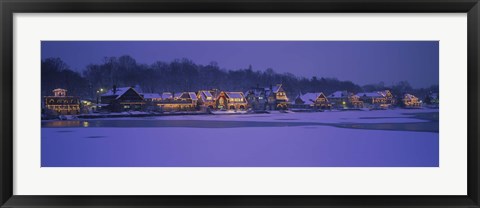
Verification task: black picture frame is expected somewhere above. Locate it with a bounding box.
[1,0,479,207]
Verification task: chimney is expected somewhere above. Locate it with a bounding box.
[256,83,259,89]
[270,84,273,90]
[113,85,117,94]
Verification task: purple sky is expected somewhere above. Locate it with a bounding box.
[41,41,438,88]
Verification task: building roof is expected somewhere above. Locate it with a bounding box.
[102,87,140,99]
[297,92,326,105]
[329,91,348,98]
[174,92,183,98]
[161,92,173,99]
[403,93,418,100]
[201,91,213,98]
[377,90,391,97]
[198,90,214,101]
[209,89,220,98]
[356,91,384,98]
[174,92,198,100]
[350,94,360,99]
[189,92,198,101]
[271,84,282,93]
[225,92,245,99]
[203,91,213,97]
[264,84,283,95]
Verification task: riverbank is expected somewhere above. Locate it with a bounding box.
[43,107,438,121]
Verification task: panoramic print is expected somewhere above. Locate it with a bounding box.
[41,41,439,167]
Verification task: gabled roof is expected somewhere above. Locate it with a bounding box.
[297,92,327,105]
[350,94,360,99]
[53,88,67,92]
[161,92,173,99]
[271,84,283,93]
[356,91,385,98]
[377,90,391,97]
[225,92,245,99]
[102,87,141,100]
[264,84,283,94]
[189,92,198,101]
[198,90,214,101]
[175,92,198,100]
[403,93,418,100]
[174,92,183,98]
[209,90,220,98]
[329,91,348,98]
[201,91,213,98]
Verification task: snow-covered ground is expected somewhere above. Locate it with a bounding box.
[88,108,438,124]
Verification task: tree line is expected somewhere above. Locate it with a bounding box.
[41,55,439,101]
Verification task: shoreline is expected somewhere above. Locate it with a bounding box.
[42,107,438,121]
[41,110,439,133]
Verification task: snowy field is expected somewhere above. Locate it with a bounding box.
[41,108,439,167]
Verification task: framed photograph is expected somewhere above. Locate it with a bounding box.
[1,0,479,207]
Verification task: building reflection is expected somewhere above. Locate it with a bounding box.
[43,120,81,127]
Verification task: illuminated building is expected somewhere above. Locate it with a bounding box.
[44,88,80,115]
[265,84,289,110]
[356,90,395,108]
[245,87,268,111]
[142,93,162,102]
[402,93,422,108]
[245,84,289,110]
[328,91,364,109]
[157,92,198,111]
[101,86,145,112]
[197,90,216,109]
[292,92,331,109]
[216,91,248,110]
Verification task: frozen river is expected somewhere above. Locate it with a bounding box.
[41,109,439,167]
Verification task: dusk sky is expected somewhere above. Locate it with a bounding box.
[41,41,438,88]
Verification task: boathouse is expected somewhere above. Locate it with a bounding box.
[293,92,331,109]
[101,86,145,112]
[216,91,248,110]
[44,88,80,115]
